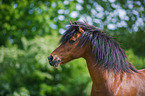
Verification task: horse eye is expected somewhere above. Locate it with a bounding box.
[69,40,75,44]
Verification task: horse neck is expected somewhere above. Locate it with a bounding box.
[83,48,120,92]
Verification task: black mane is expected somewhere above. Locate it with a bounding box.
[60,21,138,73]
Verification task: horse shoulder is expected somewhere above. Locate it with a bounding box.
[112,71,145,96]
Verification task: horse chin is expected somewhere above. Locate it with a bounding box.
[49,60,61,67]
[53,63,61,67]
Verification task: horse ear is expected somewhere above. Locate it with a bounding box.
[78,26,84,33]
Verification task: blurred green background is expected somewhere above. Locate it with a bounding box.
[0,0,145,96]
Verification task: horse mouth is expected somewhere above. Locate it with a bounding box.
[49,59,61,67]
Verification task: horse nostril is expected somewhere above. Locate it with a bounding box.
[48,55,53,62]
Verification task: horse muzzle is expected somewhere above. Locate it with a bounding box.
[48,55,61,67]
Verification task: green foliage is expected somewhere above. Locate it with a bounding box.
[1,0,145,55]
[0,0,145,95]
[13,87,30,96]
[113,28,145,56]
[0,0,78,46]
[126,49,145,69]
[0,35,91,96]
